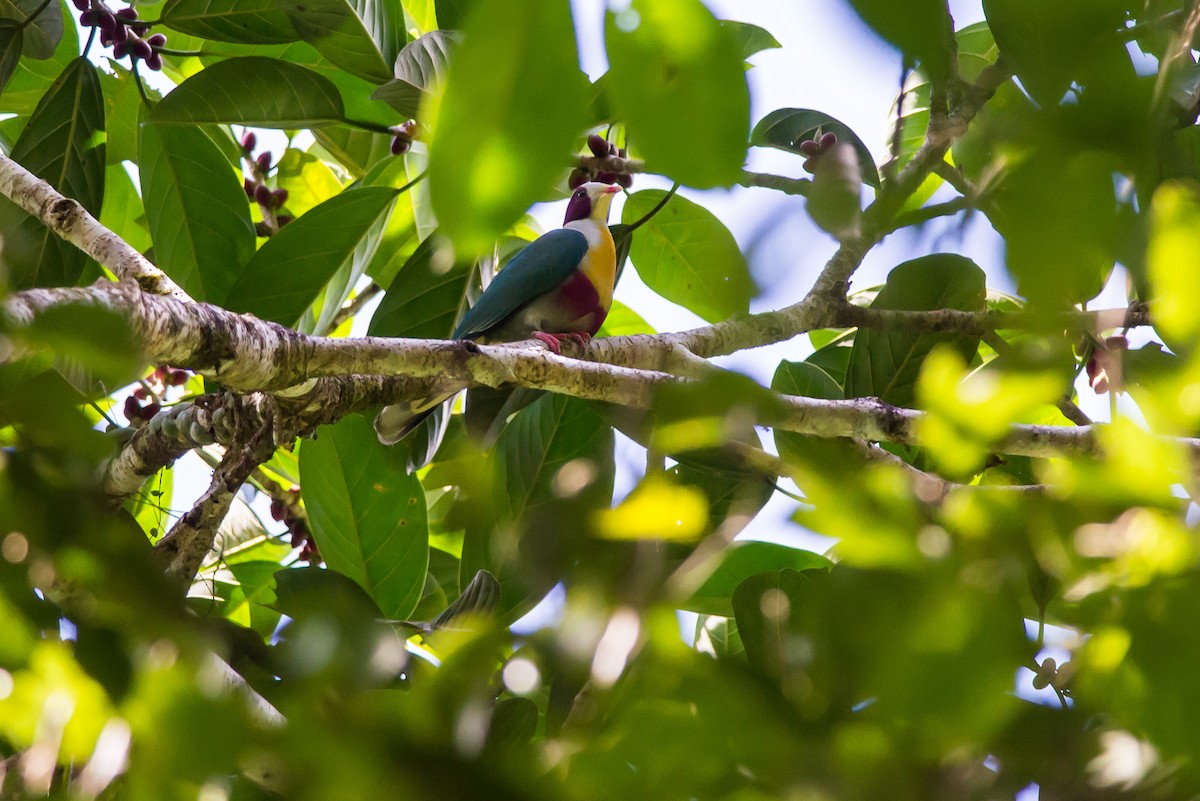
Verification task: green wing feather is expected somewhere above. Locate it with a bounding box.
[453,228,589,339]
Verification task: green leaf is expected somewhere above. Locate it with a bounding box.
[733,568,829,681]
[844,254,986,406]
[368,234,471,339]
[101,65,153,166]
[224,186,398,327]
[992,149,1119,308]
[751,108,880,188]
[430,0,588,253]
[605,0,749,188]
[369,30,456,117]
[152,57,346,128]
[0,0,62,60]
[370,79,423,118]
[0,24,23,96]
[983,0,1125,106]
[0,2,77,146]
[0,57,104,289]
[160,0,299,44]
[718,19,780,60]
[622,190,754,323]
[211,561,281,638]
[299,414,429,620]
[845,0,955,80]
[18,303,142,389]
[392,29,455,88]
[275,0,397,83]
[683,542,832,616]
[99,162,151,254]
[138,122,255,305]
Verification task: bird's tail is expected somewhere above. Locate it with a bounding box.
[374,393,455,445]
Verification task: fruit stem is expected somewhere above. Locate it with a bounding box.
[625,182,678,234]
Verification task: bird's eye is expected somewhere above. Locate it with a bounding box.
[574,188,586,197]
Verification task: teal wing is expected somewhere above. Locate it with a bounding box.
[453,228,589,339]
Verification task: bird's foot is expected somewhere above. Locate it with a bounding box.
[531,331,591,355]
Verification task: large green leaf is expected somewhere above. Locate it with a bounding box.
[844,0,955,80]
[719,19,780,61]
[368,234,471,339]
[983,0,1125,106]
[683,542,831,616]
[429,0,588,253]
[844,254,986,406]
[100,162,151,255]
[160,0,299,44]
[152,57,346,128]
[622,190,754,323]
[0,0,62,60]
[298,414,429,620]
[275,0,398,83]
[139,121,254,305]
[751,108,880,188]
[224,186,398,326]
[370,30,456,117]
[0,57,104,289]
[101,66,153,166]
[605,0,749,188]
[0,2,76,146]
[0,24,22,97]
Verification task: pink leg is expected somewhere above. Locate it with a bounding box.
[532,331,592,355]
[531,331,564,355]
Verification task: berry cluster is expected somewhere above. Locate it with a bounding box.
[239,133,292,237]
[1031,656,1073,694]
[390,119,419,156]
[798,131,839,174]
[1086,335,1127,395]
[74,1,167,71]
[270,488,321,564]
[570,134,633,189]
[123,366,189,426]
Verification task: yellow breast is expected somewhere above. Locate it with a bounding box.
[579,223,616,310]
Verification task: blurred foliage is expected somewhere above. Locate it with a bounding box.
[1,0,1200,799]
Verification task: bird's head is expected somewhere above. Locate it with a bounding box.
[564,181,622,225]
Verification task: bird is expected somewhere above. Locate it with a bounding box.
[375,181,623,445]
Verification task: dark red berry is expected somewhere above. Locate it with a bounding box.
[798,139,819,157]
[130,38,153,60]
[147,32,167,48]
[254,221,273,237]
[116,6,137,20]
[169,369,189,386]
[132,23,149,36]
[144,51,163,71]
[609,142,618,156]
[240,132,256,153]
[153,366,169,380]
[819,131,837,149]
[802,157,815,173]
[390,135,411,155]
[123,395,141,419]
[595,171,618,184]
[568,168,588,189]
[270,498,286,521]
[276,215,293,227]
[254,184,273,206]
[99,31,113,46]
[272,188,288,208]
[617,147,627,158]
[290,527,305,547]
[256,152,271,172]
[587,134,609,158]
[133,386,149,400]
[71,0,88,10]
[398,119,419,137]
[243,178,256,198]
[616,173,632,189]
[79,9,97,25]
[97,10,116,31]
[142,401,161,419]
[111,24,127,44]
